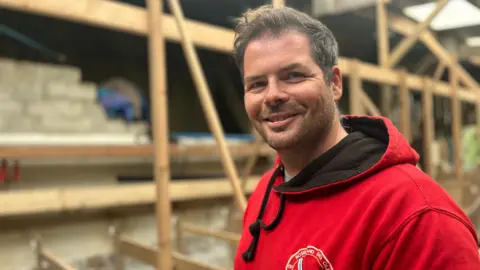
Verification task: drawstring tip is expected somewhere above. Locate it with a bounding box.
[242,251,254,262]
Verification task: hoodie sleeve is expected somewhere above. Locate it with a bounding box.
[372,209,480,270]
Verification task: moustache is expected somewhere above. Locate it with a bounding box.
[260,103,305,117]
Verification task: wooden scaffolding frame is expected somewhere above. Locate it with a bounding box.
[1,0,479,269]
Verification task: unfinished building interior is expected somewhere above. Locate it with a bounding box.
[0,0,480,269]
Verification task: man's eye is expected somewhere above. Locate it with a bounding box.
[286,72,305,81]
[249,81,266,90]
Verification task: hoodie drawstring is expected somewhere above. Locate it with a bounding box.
[242,165,287,262]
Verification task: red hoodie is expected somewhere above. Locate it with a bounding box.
[234,116,480,269]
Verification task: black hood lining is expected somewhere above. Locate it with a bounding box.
[274,117,390,193]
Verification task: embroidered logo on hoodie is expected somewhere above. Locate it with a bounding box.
[286,246,333,270]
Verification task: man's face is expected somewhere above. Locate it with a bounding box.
[243,30,342,150]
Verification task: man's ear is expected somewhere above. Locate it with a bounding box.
[330,66,343,102]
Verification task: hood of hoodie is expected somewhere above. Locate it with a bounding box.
[272,115,419,194]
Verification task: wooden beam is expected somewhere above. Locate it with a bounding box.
[167,0,247,212]
[118,235,157,266]
[433,60,446,81]
[398,69,411,142]
[477,95,480,151]
[0,0,477,104]
[173,252,227,270]
[415,54,436,74]
[38,249,77,270]
[145,0,172,268]
[387,12,480,91]
[0,0,234,53]
[339,58,477,103]
[241,130,264,190]
[349,60,364,114]
[376,0,391,116]
[0,144,275,159]
[450,61,463,204]
[376,0,389,67]
[115,233,227,270]
[179,222,241,245]
[272,0,285,7]
[385,0,448,68]
[0,177,260,217]
[422,78,435,176]
[360,91,381,116]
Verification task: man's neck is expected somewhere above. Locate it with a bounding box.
[278,120,348,176]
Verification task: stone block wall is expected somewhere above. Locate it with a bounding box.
[0,57,147,136]
[0,57,243,270]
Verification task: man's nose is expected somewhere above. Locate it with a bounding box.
[264,79,288,106]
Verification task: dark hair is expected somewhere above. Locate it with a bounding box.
[233,5,339,82]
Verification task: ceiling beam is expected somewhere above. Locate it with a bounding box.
[387,12,480,90]
[0,0,234,53]
[385,0,448,68]
[0,0,477,104]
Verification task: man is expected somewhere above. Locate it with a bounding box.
[232,5,480,270]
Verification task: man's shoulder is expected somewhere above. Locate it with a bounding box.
[372,163,459,205]
[364,163,470,224]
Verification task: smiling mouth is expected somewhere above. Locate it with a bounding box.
[264,113,298,122]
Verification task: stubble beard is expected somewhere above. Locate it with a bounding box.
[255,100,336,152]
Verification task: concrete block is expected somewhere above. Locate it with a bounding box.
[127,122,148,134]
[13,67,45,101]
[0,81,14,100]
[40,64,82,83]
[46,82,97,101]
[28,100,84,118]
[7,118,35,132]
[0,58,16,82]
[40,116,93,133]
[0,117,7,131]
[104,120,128,133]
[85,104,109,122]
[0,100,23,114]
[17,60,81,83]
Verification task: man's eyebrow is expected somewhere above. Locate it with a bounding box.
[244,74,264,84]
[279,63,307,72]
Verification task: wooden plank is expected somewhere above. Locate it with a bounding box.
[0,0,234,53]
[39,249,77,270]
[0,144,275,159]
[398,70,412,142]
[0,177,260,217]
[167,0,246,211]
[340,58,477,102]
[477,96,480,150]
[422,78,435,176]
[173,252,227,270]
[387,12,480,91]
[180,222,241,245]
[145,0,173,268]
[272,0,285,8]
[0,0,477,103]
[116,234,226,270]
[118,235,157,266]
[241,130,264,190]
[434,61,446,81]
[450,62,463,204]
[385,0,448,68]
[349,60,364,114]
[360,91,381,116]
[376,0,391,116]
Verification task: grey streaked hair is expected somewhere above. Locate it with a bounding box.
[233,5,339,83]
